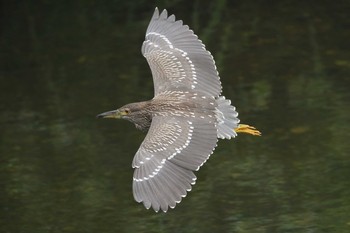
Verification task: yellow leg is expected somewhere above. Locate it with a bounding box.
[235,124,261,136]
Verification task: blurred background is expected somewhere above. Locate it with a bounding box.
[1,0,349,232]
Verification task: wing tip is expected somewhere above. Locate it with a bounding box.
[159,8,168,20]
[153,7,160,19]
[152,7,171,22]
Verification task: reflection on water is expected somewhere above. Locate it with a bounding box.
[1,1,350,233]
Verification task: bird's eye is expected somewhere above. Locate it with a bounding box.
[124,109,130,114]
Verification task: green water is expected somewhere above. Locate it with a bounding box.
[1,1,349,232]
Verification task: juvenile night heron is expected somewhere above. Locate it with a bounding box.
[97,8,261,212]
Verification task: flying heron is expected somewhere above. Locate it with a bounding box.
[97,8,261,212]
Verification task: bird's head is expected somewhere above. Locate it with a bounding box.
[97,102,149,120]
[97,103,138,120]
[96,107,130,119]
[97,102,152,131]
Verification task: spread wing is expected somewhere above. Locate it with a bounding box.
[142,8,222,97]
[132,115,218,212]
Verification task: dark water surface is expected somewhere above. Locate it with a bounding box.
[1,1,350,232]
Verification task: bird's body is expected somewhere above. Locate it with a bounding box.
[97,8,260,212]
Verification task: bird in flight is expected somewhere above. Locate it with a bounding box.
[97,7,261,212]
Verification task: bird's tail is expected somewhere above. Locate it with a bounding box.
[215,96,240,139]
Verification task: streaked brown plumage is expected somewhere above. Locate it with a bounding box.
[97,8,260,213]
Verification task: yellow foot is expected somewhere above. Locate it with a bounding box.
[235,124,261,136]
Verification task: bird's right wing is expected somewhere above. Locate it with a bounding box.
[132,115,218,212]
[142,8,222,97]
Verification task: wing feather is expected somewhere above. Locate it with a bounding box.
[142,8,222,97]
[132,115,217,212]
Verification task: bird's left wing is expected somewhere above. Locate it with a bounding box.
[132,115,218,212]
[142,8,222,97]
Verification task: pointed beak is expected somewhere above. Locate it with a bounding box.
[96,110,122,119]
